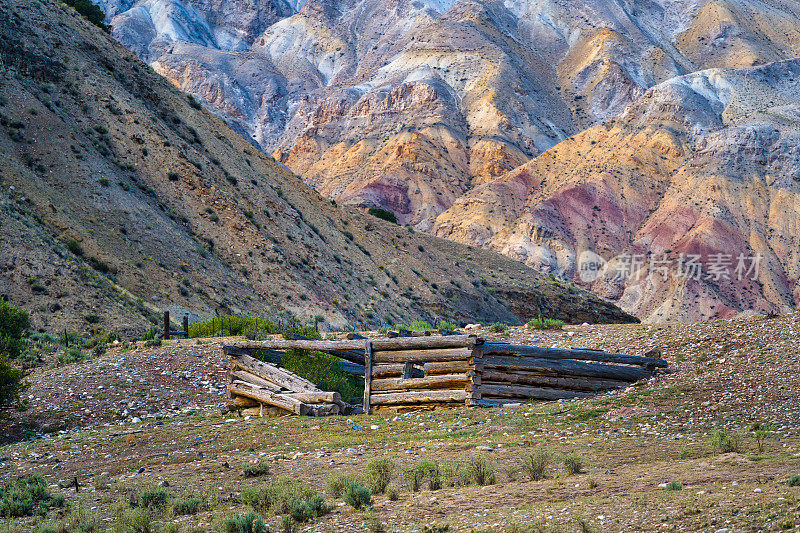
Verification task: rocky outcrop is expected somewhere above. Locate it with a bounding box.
[435,59,800,322]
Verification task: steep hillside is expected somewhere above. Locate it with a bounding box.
[103,0,800,228]
[434,59,800,322]
[0,0,634,335]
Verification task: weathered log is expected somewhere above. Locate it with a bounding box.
[292,334,365,365]
[371,374,470,392]
[231,353,321,392]
[370,390,471,405]
[372,347,474,364]
[229,381,306,415]
[423,360,472,375]
[371,364,425,378]
[230,370,283,392]
[226,335,478,354]
[479,370,630,392]
[284,391,341,404]
[479,384,592,400]
[483,343,667,368]
[483,355,651,381]
[372,335,479,350]
[228,395,260,408]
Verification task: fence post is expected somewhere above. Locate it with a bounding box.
[183,315,189,338]
[163,311,170,340]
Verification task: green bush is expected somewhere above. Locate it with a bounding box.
[0,355,25,411]
[242,476,316,516]
[343,481,372,510]
[114,507,155,533]
[56,347,89,366]
[222,512,268,533]
[281,349,363,404]
[172,496,201,515]
[243,462,270,478]
[365,458,395,495]
[0,301,29,360]
[416,460,442,490]
[409,320,433,332]
[63,0,107,30]
[138,487,168,509]
[665,481,682,491]
[289,494,328,522]
[189,316,277,339]
[487,322,508,333]
[521,450,550,481]
[787,475,800,487]
[466,455,496,486]
[326,472,354,499]
[367,207,398,224]
[709,429,740,454]
[563,453,584,476]
[0,474,60,518]
[65,238,84,256]
[527,317,565,330]
[143,335,162,348]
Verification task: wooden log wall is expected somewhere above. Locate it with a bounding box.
[364,337,481,414]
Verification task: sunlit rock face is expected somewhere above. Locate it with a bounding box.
[434,59,800,322]
[103,0,800,319]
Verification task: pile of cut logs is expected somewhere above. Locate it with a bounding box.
[227,352,352,416]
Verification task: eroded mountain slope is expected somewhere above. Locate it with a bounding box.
[0,0,635,335]
[435,59,800,322]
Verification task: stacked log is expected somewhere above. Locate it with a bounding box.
[227,352,349,416]
[364,336,481,414]
[470,343,667,406]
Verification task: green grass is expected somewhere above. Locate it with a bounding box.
[527,317,565,330]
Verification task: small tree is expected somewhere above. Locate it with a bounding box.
[0,302,28,412]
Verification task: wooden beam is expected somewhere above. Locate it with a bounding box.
[370,389,471,405]
[371,374,470,392]
[372,347,473,364]
[422,360,472,375]
[479,384,593,400]
[284,391,341,404]
[230,353,321,392]
[371,364,425,378]
[483,355,651,381]
[479,370,630,392]
[483,343,667,368]
[230,370,282,392]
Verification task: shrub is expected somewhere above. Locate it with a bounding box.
[521,450,550,481]
[488,322,508,333]
[665,481,682,491]
[787,475,800,487]
[563,453,584,476]
[527,317,565,330]
[281,348,363,404]
[467,455,496,486]
[416,460,442,490]
[144,335,162,348]
[709,429,740,454]
[167,172,180,181]
[56,347,89,366]
[367,207,397,224]
[242,476,316,515]
[0,474,59,518]
[172,496,201,515]
[138,487,168,509]
[0,301,29,360]
[222,512,268,533]
[63,0,107,29]
[66,238,84,256]
[115,507,155,533]
[289,494,328,522]
[243,462,270,478]
[365,458,395,495]
[343,481,372,510]
[326,472,353,499]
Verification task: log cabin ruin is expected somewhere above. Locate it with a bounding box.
[224,333,668,416]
